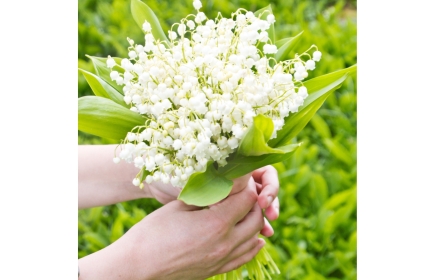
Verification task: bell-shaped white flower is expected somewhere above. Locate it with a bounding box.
[142,21,152,32]
[305,60,315,70]
[106,56,116,68]
[313,50,322,61]
[132,178,140,186]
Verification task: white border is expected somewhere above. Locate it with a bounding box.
[0,0,77,278]
[359,1,435,279]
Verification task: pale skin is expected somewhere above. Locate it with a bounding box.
[78,145,280,279]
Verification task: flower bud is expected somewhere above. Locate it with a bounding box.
[132,178,140,186]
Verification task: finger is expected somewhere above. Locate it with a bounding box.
[264,197,279,221]
[217,238,265,274]
[226,235,260,262]
[210,177,258,225]
[229,173,252,195]
[253,166,279,210]
[233,203,264,245]
[255,182,263,194]
[260,217,274,237]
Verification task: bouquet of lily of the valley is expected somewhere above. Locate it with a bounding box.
[78,0,356,278]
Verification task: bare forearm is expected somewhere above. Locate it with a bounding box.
[78,239,142,280]
[78,145,153,209]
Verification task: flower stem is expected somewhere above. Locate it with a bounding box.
[207,247,279,280]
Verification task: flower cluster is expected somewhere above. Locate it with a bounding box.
[108,1,322,188]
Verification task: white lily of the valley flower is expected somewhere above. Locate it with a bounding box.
[313,50,322,61]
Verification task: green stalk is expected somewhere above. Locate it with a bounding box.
[207,247,279,280]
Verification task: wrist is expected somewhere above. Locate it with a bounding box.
[78,235,153,280]
[115,224,163,280]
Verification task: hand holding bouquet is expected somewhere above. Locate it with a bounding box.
[78,0,356,278]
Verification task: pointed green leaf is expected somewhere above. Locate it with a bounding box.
[86,55,124,93]
[178,162,233,206]
[79,69,127,108]
[269,65,356,147]
[238,115,286,156]
[301,65,356,111]
[78,96,146,140]
[274,31,303,62]
[218,144,300,180]
[131,0,169,43]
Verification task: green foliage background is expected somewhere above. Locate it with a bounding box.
[78,0,357,279]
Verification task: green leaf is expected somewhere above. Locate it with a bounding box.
[274,31,303,62]
[178,162,233,206]
[79,68,127,108]
[309,174,329,208]
[78,96,146,140]
[310,114,331,138]
[300,65,356,111]
[131,0,169,43]
[323,188,355,210]
[218,144,300,180]
[82,232,108,249]
[254,5,275,44]
[238,115,287,156]
[269,65,356,147]
[110,216,125,243]
[323,138,353,166]
[86,55,124,93]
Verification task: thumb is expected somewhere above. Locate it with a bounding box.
[210,176,258,225]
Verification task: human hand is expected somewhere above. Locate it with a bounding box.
[78,177,265,280]
[146,166,280,237]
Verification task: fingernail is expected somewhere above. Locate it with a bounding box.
[267,196,273,207]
